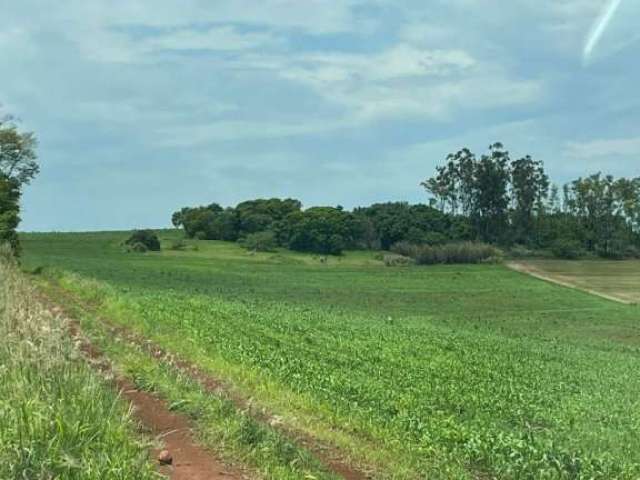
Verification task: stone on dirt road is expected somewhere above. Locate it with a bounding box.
[158,449,173,465]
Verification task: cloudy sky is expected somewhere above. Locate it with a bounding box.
[2,1,639,231]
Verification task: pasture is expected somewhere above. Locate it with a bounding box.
[20,230,640,479]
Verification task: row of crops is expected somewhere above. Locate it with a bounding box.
[57,275,640,479]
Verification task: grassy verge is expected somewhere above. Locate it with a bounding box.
[0,257,158,480]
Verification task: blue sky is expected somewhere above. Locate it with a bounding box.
[2,1,639,231]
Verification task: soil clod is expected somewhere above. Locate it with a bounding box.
[158,449,173,465]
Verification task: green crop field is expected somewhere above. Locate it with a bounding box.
[21,231,640,479]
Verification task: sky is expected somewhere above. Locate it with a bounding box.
[2,0,639,231]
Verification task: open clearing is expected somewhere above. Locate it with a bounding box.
[509,259,640,305]
[19,231,640,479]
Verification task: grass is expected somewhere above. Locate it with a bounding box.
[0,255,158,480]
[21,230,640,479]
[511,259,640,304]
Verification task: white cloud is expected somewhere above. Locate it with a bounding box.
[565,137,640,158]
[283,45,476,84]
[143,26,281,52]
[74,25,282,63]
[273,45,541,122]
[155,117,356,146]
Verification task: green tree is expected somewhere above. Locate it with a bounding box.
[564,173,637,257]
[354,202,452,250]
[421,148,475,216]
[472,143,511,244]
[284,207,358,255]
[0,115,38,254]
[0,175,20,253]
[0,117,39,185]
[174,204,224,238]
[510,155,549,245]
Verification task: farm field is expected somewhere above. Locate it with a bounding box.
[509,259,640,305]
[20,230,640,479]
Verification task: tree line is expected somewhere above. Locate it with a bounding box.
[173,143,639,259]
[0,113,636,262]
[172,197,468,255]
[423,143,639,258]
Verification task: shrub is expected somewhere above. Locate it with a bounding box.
[127,242,148,253]
[509,245,542,259]
[390,241,420,258]
[169,239,188,251]
[240,231,278,252]
[124,230,160,252]
[624,245,640,259]
[597,237,635,260]
[392,241,502,265]
[0,243,15,263]
[551,239,584,260]
[383,253,415,267]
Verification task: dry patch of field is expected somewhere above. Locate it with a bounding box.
[508,260,640,304]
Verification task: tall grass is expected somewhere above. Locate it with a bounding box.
[0,254,157,480]
[391,241,503,265]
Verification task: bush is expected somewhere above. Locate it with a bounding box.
[624,245,640,259]
[551,239,584,260]
[390,241,420,258]
[392,241,503,265]
[124,230,160,252]
[126,242,148,253]
[239,231,278,252]
[383,253,414,267]
[169,239,188,251]
[508,245,551,259]
[597,237,635,260]
[0,243,15,263]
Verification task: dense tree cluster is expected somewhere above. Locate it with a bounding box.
[173,143,639,259]
[172,199,462,255]
[172,199,361,255]
[422,143,640,258]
